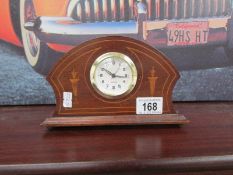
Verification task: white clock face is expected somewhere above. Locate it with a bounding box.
[90,52,137,98]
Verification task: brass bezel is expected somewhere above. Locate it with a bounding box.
[90,52,138,99]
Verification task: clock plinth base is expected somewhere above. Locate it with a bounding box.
[41,114,189,127]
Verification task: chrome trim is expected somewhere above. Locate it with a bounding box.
[93,0,99,21]
[129,0,134,20]
[77,2,82,21]
[191,0,195,17]
[136,1,147,14]
[120,0,125,20]
[223,0,226,14]
[24,21,35,31]
[208,0,211,16]
[214,0,218,15]
[84,0,90,21]
[68,0,231,22]
[24,18,138,45]
[148,0,152,19]
[69,0,141,22]
[25,0,231,46]
[220,0,224,15]
[164,0,169,19]
[155,0,159,19]
[29,16,137,35]
[199,0,205,16]
[184,0,188,18]
[111,0,116,20]
[102,0,108,21]
[67,0,79,17]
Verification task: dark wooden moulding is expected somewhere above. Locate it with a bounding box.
[42,36,189,127]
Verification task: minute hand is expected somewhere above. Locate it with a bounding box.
[102,68,114,76]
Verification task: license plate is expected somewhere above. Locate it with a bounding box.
[167,21,209,46]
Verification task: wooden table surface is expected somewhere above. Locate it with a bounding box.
[0,102,233,175]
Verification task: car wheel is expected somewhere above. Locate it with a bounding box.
[20,0,60,75]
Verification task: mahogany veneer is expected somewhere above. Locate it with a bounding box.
[44,36,188,127]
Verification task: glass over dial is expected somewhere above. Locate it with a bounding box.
[90,52,137,98]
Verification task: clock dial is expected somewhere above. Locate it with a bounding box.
[90,52,137,98]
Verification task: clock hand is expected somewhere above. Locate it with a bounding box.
[102,68,114,77]
[102,68,126,79]
[115,74,127,78]
[114,62,122,74]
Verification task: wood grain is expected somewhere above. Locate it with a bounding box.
[42,114,189,127]
[47,36,180,117]
[0,103,233,174]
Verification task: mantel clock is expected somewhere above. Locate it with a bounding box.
[42,36,188,127]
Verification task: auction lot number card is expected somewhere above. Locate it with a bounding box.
[63,92,72,108]
[136,97,163,115]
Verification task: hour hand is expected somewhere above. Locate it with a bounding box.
[115,74,127,78]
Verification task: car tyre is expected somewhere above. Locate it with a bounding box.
[20,0,60,75]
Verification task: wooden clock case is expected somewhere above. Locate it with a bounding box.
[42,36,188,127]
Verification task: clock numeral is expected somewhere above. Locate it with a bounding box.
[143,102,158,112]
[118,85,121,88]
[112,86,115,90]
[100,74,103,77]
[123,80,126,83]
[125,74,128,78]
[102,80,104,83]
[123,68,126,71]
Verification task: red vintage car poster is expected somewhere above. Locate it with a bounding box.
[0,0,233,104]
